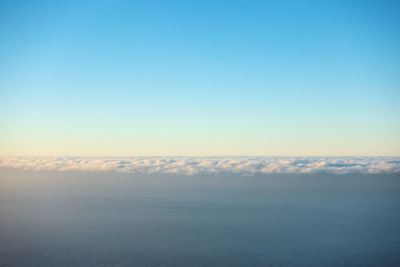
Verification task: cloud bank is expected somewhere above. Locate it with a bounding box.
[1,157,399,175]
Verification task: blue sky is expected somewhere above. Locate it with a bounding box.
[0,0,399,156]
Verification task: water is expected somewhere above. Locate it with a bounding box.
[1,170,399,266]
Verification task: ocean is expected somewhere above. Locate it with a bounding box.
[1,169,399,266]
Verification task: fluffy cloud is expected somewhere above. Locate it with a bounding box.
[1,157,400,175]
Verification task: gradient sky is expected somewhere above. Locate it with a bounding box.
[1,0,399,156]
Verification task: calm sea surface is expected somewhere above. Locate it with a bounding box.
[1,170,399,267]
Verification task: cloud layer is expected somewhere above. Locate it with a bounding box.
[1,157,400,175]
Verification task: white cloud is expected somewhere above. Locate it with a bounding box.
[0,157,399,175]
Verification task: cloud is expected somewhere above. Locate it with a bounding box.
[0,157,399,175]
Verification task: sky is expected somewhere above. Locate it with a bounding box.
[0,0,399,157]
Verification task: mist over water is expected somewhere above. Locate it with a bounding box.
[1,170,399,267]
